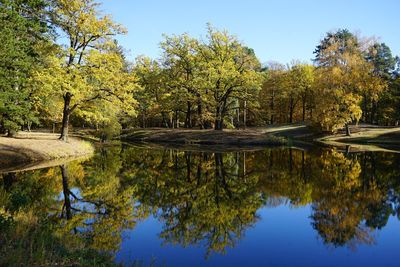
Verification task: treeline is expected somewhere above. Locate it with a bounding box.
[0,0,399,141]
[135,29,400,132]
[260,31,400,132]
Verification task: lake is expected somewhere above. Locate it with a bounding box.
[1,144,400,266]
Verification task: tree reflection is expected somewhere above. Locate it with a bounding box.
[1,145,400,263]
[121,149,264,256]
[0,146,148,265]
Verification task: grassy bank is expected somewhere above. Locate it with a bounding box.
[0,132,94,172]
[317,124,400,152]
[121,128,288,146]
[121,123,400,152]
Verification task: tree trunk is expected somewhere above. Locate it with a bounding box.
[370,100,377,124]
[243,100,247,129]
[214,119,223,130]
[161,112,170,128]
[236,107,240,128]
[289,97,294,123]
[174,110,179,128]
[270,90,275,124]
[142,112,146,128]
[363,94,368,122]
[345,123,351,136]
[60,92,72,142]
[302,95,306,122]
[214,106,223,130]
[197,96,203,129]
[185,101,192,128]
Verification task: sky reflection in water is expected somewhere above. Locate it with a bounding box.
[1,145,400,267]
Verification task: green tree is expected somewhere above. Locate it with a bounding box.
[197,24,262,130]
[0,0,52,135]
[160,33,202,128]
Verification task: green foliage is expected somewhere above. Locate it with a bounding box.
[1,3,399,136]
[132,24,262,130]
[0,0,51,133]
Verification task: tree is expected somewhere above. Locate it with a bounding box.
[289,63,315,122]
[312,29,385,133]
[259,62,286,124]
[0,0,51,135]
[48,0,138,141]
[134,56,170,127]
[377,77,400,125]
[160,33,202,128]
[197,24,262,130]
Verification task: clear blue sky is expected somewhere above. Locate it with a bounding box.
[99,0,399,65]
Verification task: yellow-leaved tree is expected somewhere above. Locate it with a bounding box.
[313,29,385,133]
[36,0,139,141]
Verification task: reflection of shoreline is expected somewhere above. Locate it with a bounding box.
[1,146,400,264]
[122,140,313,153]
[0,155,90,174]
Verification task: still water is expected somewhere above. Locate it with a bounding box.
[1,144,400,266]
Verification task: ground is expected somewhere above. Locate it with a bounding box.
[318,124,400,153]
[120,127,289,146]
[0,132,93,173]
[121,123,400,152]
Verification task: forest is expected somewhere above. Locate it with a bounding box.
[1,0,399,141]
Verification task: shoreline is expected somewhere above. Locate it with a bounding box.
[0,132,94,173]
[1,124,399,173]
[121,124,400,152]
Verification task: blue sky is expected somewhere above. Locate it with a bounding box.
[99,0,399,65]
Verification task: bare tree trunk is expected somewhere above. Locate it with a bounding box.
[60,92,72,142]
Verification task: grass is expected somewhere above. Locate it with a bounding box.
[0,132,94,172]
[317,124,400,153]
[121,127,288,146]
[121,123,400,153]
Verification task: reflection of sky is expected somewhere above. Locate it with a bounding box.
[115,204,400,267]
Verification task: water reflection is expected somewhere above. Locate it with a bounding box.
[0,145,400,265]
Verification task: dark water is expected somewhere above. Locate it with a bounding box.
[1,144,400,266]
